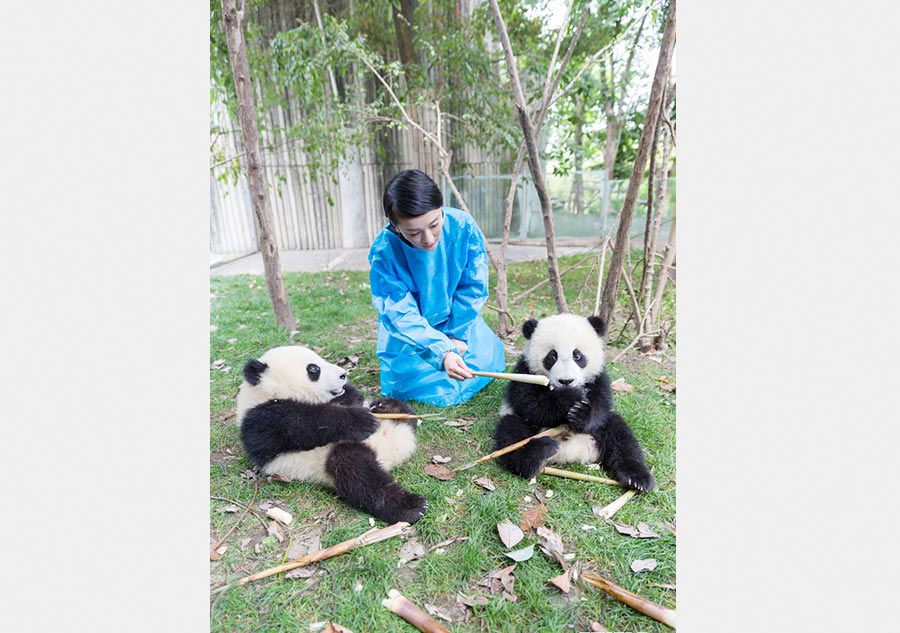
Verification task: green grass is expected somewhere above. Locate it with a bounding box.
[210,254,676,632]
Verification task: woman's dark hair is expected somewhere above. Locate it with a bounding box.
[382,169,443,222]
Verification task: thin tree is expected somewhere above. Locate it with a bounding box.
[221,0,296,331]
[488,0,568,314]
[598,0,675,326]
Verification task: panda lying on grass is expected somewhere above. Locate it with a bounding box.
[494,314,655,492]
[236,345,427,524]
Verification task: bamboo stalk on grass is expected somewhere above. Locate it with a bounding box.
[237,521,410,585]
[542,466,622,486]
[371,413,442,420]
[382,589,450,633]
[593,489,637,520]
[456,426,568,471]
[581,571,677,628]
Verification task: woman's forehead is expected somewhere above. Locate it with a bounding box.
[395,207,442,230]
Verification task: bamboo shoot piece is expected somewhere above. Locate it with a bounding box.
[542,466,622,486]
[382,589,450,633]
[471,370,550,387]
[238,522,410,585]
[456,426,568,471]
[593,489,637,520]
[371,413,441,420]
[581,571,676,628]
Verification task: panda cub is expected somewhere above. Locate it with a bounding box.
[494,314,655,491]
[236,345,427,524]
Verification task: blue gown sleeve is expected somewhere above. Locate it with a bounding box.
[370,257,457,371]
[442,224,490,341]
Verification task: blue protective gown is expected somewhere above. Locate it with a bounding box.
[368,207,507,407]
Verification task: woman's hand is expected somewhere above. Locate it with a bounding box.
[449,337,468,355]
[442,351,474,380]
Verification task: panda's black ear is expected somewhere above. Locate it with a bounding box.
[587,316,607,338]
[522,319,539,340]
[243,359,268,386]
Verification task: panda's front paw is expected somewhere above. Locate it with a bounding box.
[369,397,415,416]
[345,409,380,441]
[567,398,592,431]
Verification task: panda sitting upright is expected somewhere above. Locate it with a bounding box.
[236,345,427,524]
[493,314,655,492]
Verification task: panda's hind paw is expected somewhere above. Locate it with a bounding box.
[383,487,428,524]
[619,468,655,492]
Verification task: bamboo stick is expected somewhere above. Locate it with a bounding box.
[371,412,442,419]
[382,589,450,633]
[541,466,622,486]
[470,370,550,387]
[237,522,410,585]
[456,426,568,471]
[581,571,676,628]
[593,489,637,520]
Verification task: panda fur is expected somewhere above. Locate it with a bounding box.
[493,314,655,491]
[236,345,427,524]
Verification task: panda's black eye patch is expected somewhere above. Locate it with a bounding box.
[306,363,321,381]
[542,350,558,371]
[573,349,587,368]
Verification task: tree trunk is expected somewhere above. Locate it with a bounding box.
[572,98,585,214]
[221,0,297,331]
[598,0,675,326]
[488,0,568,313]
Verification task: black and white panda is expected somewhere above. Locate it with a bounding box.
[236,345,427,524]
[493,314,655,491]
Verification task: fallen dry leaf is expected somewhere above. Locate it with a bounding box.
[321,622,352,633]
[473,476,496,491]
[610,377,634,392]
[590,622,610,632]
[457,593,489,607]
[536,526,567,568]
[504,545,534,562]
[423,463,456,480]
[519,503,547,532]
[424,603,453,623]
[287,532,321,560]
[398,538,427,564]
[636,522,660,538]
[285,567,317,579]
[630,558,658,573]
[610,521,660,539]
[432,455,452,464]
[267,521,286,543]
[548,569,572,593]
[497,520,524,548]
[488,564,517,595]
[660,383,676,392]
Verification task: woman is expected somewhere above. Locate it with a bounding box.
[368,169,506,407]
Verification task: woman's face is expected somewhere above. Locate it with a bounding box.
[393,207,444,251]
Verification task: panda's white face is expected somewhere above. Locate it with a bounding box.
[236,346,347,421]
[523,314,605,389]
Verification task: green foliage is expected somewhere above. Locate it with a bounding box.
[210,255,676,632]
